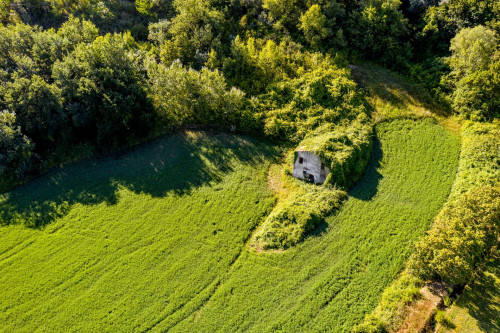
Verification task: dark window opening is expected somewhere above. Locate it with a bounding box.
[308,174,315,183]
[299,157,304,164]
[303,171,307,177]
[321,163,325,170]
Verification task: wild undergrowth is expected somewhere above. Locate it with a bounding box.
[250,178,347,251]
[250,115,372,251]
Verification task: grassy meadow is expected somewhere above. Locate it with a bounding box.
[0,119,460,332]
[170,119,460,332]
[0,132,278,332]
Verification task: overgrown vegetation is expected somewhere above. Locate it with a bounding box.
[249,114,372,250]
[251,185,347,250]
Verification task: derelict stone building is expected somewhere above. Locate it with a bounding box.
[292,150,330,184]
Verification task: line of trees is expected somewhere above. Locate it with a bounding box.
[1,0,499,187]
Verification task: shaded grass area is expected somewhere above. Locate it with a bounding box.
[0,132,278,332]
[350,63,445,118]
[169,119,460,332]
[439,256,500,333]
[0,132,274,228]
[349,63,461,134]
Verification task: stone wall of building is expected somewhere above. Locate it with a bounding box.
[292,151,330,184]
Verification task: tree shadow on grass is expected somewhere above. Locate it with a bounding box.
[0,131,278,229]
[349,63,448,117]
[454,258,500,333]
[349,137,383,201]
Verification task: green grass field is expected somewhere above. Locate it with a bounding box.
[0,119,460,332]
[0,132,278,332]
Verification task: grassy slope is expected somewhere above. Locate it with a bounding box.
[0,132,278,332]
[438,257,500,333]
[170,119,460,332]
[0,119,460,332]
[350,63,461,134]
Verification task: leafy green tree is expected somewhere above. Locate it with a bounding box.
[53,33,154,147]
[447,25,497,78]
[0,23,40,80]
[420,0,499,55]
[158,0,224,67]
[146,59,247,129]
[0,110,35,181]
[299,4,332,50]
[3,75,66,150]
[135,0,154,17]
[347,0,411,68]
[263,0,302,33]
[0,0,11,25]
[56,15,99,54]
[0,18,98,82]
[444,26,499,119]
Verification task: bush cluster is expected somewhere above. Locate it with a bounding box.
[251,186,347,250]
[0,111,34,184]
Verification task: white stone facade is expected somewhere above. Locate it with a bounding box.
[292,151,330,184]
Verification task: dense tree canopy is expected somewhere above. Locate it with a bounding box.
[0,0,498,186]
[444,26,499,119]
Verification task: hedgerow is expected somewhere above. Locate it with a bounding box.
[408,122,500,286]
[250,186,347,250]
[356,121,499,332]
[449,122,500,199]
[408,185,500,285]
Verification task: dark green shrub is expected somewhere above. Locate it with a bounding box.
[251,186,347,250]
[408,186,500,285]
[0,111,35,183]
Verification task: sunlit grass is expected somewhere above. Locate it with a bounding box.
[169,118,460,332]
[0,132,278,332]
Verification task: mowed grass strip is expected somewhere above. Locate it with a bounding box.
[170,118,460,333]
[0,132,278,332]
